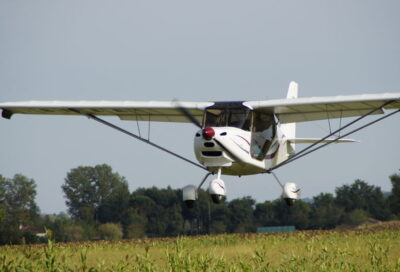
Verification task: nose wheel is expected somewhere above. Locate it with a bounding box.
[208,168,226,204]
[210,194,225,204]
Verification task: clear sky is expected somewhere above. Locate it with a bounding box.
[1,0,399,214]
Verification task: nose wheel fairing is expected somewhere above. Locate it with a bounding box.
[208,168,226,204]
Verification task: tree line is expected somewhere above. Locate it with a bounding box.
[1,164,399,244]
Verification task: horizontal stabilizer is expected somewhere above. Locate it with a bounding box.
[288,138,358,144]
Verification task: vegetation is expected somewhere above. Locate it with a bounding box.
[0,164,400,244]
[98,223,123,240]
[0,174,40,244]
[1,226,400,271]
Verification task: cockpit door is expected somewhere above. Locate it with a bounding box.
[250,112,276,160]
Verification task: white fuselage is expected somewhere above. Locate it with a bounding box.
[194,125,293,176]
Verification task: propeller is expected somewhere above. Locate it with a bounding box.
[174,100,202,128]
[213,138,243,163]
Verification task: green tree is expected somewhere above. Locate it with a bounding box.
[210,204,230,234]
[0,174,40,244]
[273,199,312,229]
[0,175,6,223]
[195,189,213,234]
[389,172,400,217]
[97,181,130,225]
[254,201,278,227]
[98,223,123,240]
[126,210,147,238]
[131,187,184,237]
[62,164,130,225]
[63,225,85,242]
[181,189,211,235]
[342,209,369,226]
[335,179,391,220]
[130,192,166,236]
[130,194,157,218]
[41,213,87,242]
[310,193,344,229]
[228,197,255,233]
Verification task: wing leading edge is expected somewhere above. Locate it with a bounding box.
[244,93,400,123]
[0,101,214,123]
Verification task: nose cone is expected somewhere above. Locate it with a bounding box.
[202,127,215,140]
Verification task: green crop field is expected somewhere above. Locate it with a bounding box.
[1,222,400,272]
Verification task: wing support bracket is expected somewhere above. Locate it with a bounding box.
[268,101,400,171]
[68,108,208,171]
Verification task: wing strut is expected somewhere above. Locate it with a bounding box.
[68,108,208,171]
[268,101,400,171]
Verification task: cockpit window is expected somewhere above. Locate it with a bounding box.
[204,108,251,130]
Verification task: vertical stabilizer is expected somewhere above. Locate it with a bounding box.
[286,81,298,99]
[281,81,298,152]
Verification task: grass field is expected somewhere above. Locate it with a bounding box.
[1,222,400,271]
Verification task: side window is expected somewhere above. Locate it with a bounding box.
[241,111,252,131]
[251,112,275,160]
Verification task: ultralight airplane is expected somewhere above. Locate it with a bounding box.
[1,82,400,207]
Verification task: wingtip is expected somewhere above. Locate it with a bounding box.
[1,109,13,119]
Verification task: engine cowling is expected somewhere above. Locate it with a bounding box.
[282,182,300,206]
[208,178,226,204]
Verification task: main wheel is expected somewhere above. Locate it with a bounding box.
[182,185,197,209]
[184,200,195,208]
[284,198,295,206]
[210,194,224,204]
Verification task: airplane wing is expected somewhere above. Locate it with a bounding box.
[244,93,400,123]
[2,93,400,124]
[0,101,213,123]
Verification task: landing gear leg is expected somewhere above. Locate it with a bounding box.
[271,172,284,190]
[182,172,211,208]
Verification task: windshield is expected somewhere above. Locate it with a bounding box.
[204,108,251,130]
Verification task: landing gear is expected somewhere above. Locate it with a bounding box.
[182,168,226,208]
[271,172,301,206]
[182,172,211,208]
[284,198,295,206]
[182,185,197,208]
[210,194,225,204]
[208,168,226,204]
[282,182,300,206]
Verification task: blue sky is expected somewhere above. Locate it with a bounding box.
[1,0,399,213]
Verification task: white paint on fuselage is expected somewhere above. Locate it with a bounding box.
[194,126,292,176]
